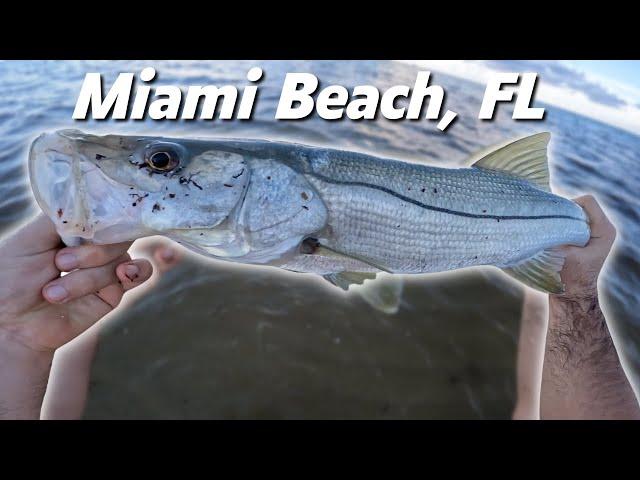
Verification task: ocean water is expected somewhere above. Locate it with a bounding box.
[0,60,638,418]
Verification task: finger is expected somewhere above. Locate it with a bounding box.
[574,195,606,224]
[573,195,616,242]
[154,245,177,264]
[96,283,124,308]
[116,259,153,291]
[43,254,129,304]
[152,244,183,272]
[55,241,132,271]
[2,213,61,256]
[66,294,114,336]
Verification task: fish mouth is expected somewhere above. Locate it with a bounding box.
[29,131,91,240]
[29,129,135,244]
[29,129,182,245]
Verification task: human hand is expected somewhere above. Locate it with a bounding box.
[37,236,181,420]
[556,195,616,300]
[0,214,153,352]
[541,196,639,419]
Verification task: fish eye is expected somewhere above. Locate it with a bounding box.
[145,149,180,172]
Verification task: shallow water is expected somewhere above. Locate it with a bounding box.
[0,60,638,418]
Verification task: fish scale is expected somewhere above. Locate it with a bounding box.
[303,153,585,293]
[303,158,585,273]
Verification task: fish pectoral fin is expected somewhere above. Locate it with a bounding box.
[312,242,392,273]
[323,272,378,291]
[501,247,566,294]
[471,132,551,192]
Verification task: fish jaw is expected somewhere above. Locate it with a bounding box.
[29,130,151,244]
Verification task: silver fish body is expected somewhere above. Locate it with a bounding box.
[277,149,587,274]
[29,130,590,292]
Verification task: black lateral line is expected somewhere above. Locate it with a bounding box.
[310,173,583,222]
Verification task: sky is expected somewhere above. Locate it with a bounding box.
[400,60,640,136]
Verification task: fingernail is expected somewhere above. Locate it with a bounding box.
[124,263,140,281]
[44,284,68,302]
[57,252,78,270]
[160,248,175,261]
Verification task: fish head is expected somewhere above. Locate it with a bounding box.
[29,130,250,252]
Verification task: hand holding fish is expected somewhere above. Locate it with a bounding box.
[0,214,153,351]
[555,195,617,300]
[540,196,640,419]
[0,214,152,419]
[514,196,638,419]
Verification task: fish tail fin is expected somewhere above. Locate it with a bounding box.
[470,132,551,192]
[501,246,566,294]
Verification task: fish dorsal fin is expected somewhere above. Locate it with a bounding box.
[471,132,551,192]
[323,272,377,291]
[502,247,566,294]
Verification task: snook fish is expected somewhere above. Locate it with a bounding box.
[29,130,590,294]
